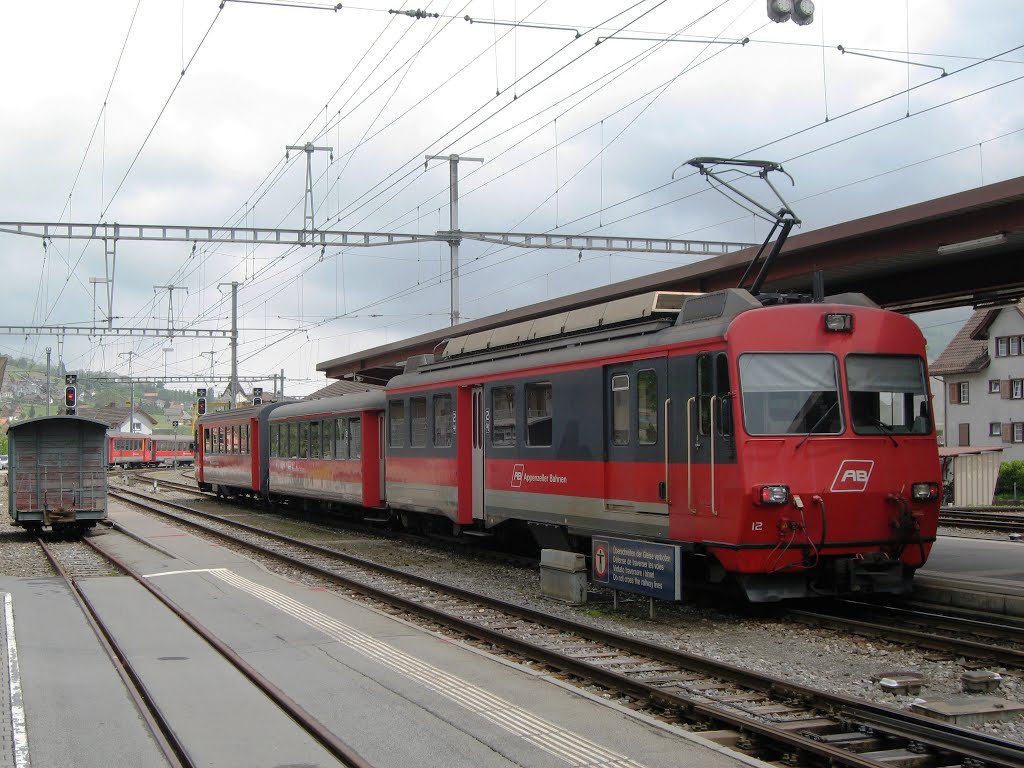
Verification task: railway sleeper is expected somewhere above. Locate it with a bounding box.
[804,730,888,752]
[858,747,933,768]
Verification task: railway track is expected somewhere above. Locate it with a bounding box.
[37,535,373,768]
[790,599,1024,668]
[938,509,1024,533]
[109,486,1024,768]
[145,473,1024,666]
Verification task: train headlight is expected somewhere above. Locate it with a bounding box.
[757,485,791,505]
[912,482,939,501]
[824,312,853,332]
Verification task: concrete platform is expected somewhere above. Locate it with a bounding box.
[76,505,768,768]
[0,578,168,768]
[915,535,1024,617]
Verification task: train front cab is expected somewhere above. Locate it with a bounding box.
[695,301,942,601]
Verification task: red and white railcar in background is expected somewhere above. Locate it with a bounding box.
[150,434,195,466]
[107,432,150,468]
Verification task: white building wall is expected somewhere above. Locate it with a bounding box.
[942,308,1024,462]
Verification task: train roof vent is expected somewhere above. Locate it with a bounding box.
[440,290,692,359]
[678,288,763,324]
[528,312,570,342]
[823,292,878,308]
[403,354,436,373]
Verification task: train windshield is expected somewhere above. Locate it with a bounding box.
[846,354,930,435]
[738,353,842,435]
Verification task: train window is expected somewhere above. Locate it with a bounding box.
[847,355,929,435]
[739,353,841,436]
[298,422,309,459]
[204,428,211,454]
[611,374,629,446]
[270,425,279,458]
[525,383,552,447]
[242,425,249,455]
[349,417,362,459]
[434,395,453,447]
[218,427,226,454]
[310,421,322,459]
[491,386,516,447]
[335,418,349,459]
[697,355,713,436]
[637,371,657,445]
[716,354,732,436]
[410,398,427,447]
[389,400,406,447]
[287,422,298,458]
[323,419,334,459]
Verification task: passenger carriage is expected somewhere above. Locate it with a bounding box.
[196,402,286,497]
[107,432,150,468]
[266,392,385,510]
[7,416,109,532]
[150,434,195,466]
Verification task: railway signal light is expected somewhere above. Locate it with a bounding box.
[197,398,207,416]
[767,0,813,24]
[253,387,263,406]
[65,385,77,416]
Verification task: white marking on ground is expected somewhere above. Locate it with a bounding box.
[4,594,30,768]
[209,568,647,768]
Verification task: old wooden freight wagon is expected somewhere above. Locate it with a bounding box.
[7,416,109,532]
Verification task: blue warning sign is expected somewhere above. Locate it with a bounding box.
[592,537,682,601]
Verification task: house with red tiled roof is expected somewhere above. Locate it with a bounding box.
[930,301,1024,460]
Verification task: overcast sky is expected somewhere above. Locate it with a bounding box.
[1,0,1020,396]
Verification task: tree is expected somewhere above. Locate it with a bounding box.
[996,461,1024,496]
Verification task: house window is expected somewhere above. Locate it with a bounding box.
[997,337,1009,356]
[959,382,969,404]
[1012,336,1022,356]
[958,423,970,447]
[1014,379,1024,399]
[1014,423,1024,443]
[990,380,1001,394]
[990,422,1002,437]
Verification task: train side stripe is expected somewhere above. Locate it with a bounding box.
[208,569,648,768]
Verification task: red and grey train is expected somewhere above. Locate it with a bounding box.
[196,287,941,602]
[107,432,195,468]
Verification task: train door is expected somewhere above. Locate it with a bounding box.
[604,358,669,514]
[686,351,733,516]
[378,413,385,503]
[472,385,485,519]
